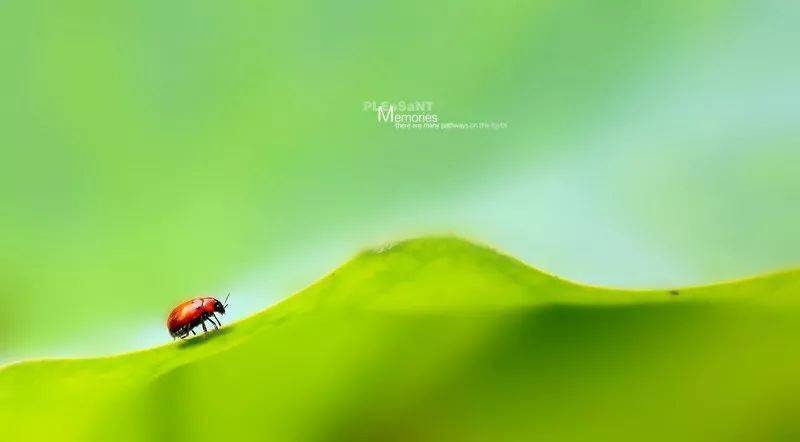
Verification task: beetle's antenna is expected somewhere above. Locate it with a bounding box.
[223,292,230,309]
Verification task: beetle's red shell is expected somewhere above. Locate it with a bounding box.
[167,297,217,336]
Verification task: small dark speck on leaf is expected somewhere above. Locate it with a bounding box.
[669,289,680,296]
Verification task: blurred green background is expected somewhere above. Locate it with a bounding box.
[1,0,799,367]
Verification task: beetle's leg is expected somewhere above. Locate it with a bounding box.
[211,313,222,326]
[191,328,196,336]
[208,314,219,327]
[207,318,219,330]
[201,321,208,334]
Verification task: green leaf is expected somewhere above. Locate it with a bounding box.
[3,237,800,441]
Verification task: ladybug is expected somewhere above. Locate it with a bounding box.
[167,294,229,339]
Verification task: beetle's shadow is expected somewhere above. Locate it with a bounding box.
[176,327,232,349]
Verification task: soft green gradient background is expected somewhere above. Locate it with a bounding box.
[1,0,799,363]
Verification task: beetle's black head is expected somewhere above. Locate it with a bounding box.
[213,299,226,315]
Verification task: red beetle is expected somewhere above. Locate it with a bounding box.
[167,294,229,339]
